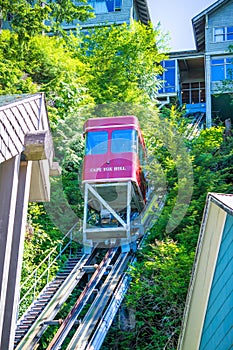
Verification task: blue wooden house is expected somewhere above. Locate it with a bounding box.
[158,0,233,128]
[61,0,150,31]
[178,193,233,350]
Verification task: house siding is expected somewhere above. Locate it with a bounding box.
[199,213,233,350]
[206,0,233,53]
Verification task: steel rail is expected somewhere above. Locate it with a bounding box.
[47,247,118,350]
[85,231,153,350]
[87,271,131,350]
[66,251,131,349]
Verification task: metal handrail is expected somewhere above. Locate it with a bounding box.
[19,222,81,306]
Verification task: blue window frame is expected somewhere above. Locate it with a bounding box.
[111,129,137,153]
[211,57,233,81]
[85,131,108,154]
[158,60,176,94]
[214,26,233,42]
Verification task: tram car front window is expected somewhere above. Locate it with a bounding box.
[111,129,137,153]
[85,131,108,155]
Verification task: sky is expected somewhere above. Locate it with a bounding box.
[147,0,217,51]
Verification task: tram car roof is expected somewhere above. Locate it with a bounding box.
[84,115,140,130]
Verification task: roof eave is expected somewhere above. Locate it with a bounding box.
[134,0,151,24]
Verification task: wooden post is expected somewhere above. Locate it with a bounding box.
[224,118,232,140]
[0,161,32,350]
[0,155,21,349]
[0,131,52,349]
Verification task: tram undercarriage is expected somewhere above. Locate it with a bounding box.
[82,181,145,253]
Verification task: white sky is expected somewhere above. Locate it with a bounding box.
[147,0,217,51]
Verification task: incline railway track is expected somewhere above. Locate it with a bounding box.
[66,250,133,350]
[47,247,119,350]
[14,245,132,350]
[15,193,166,349]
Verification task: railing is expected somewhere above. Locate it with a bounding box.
[19,223,81,309]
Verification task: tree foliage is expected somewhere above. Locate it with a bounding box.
[77,22,166,104]
[0,0,93,40]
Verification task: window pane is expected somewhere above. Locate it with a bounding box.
[215,27,224,35]
[191,90,199,103]
[139,142,146,166]
[86,131,108,155]
[227,26,233,40]
[111,129,136,153]
[182,90,190,104]
[164,60,175,68]
[106,0,114,12]
[191,82,199,88]
[226,63,233,79]
[200,88,205,102]
[212,58,224,65]
[95,0,108,14]
[211,64,224,81]
[115,0,122,9]
[214,27,225,42]
[182,83,189,89]
[165,68,175,87]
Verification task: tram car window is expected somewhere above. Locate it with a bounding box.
[85,131,108,155]
[111,129,137,153]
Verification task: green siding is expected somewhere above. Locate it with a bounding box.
[199,213,233,350]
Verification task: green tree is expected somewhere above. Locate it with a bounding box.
[78,21,167,104]
[0,0,93,40]
[0,31,93,123]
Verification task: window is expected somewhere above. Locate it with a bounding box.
[88,0,122,14]
[211,57,233,81]
[158,60,176,94]
[111,129,137,153]
[85,131,108,154]
[227,26,233,40]
[181,82,205,104]
[139,141,146,166]
[214,26,233,42]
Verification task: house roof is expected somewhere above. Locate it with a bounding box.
[178,192,233,350]
[210,192,233,214]
[135,0,151,24]
[0,93,56,201]
[192,0,232,51]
